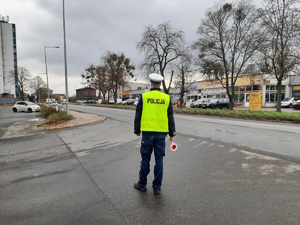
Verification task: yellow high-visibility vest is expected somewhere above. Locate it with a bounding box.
[141,90,170,132]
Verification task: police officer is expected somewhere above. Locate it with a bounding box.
[134,73,176,195]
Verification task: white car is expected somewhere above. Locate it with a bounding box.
[109,98,122,104]
[185,99,194,108]
[12,101,41,113]
[191,99,206,108]
[121,99,135,105]
[281,97,299,108]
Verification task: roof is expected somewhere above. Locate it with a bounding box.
[76,87,96,91]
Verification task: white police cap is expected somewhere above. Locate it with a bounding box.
[149,73,164,84]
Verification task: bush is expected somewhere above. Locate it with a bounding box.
[44,111,73,125]
[38,105,73,125]
[39,104,57,118]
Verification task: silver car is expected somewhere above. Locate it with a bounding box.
[281,97,298,108]
[201,98,215,109]
[12,101,41,113]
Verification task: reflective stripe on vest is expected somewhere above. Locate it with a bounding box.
[141,91,170,132]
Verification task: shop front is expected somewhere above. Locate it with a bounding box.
[292,85,300,98]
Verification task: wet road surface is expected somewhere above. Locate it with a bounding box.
[0,106,300,224]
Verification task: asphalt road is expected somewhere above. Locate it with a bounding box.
[0,105,300,225]
[68,104,300,160]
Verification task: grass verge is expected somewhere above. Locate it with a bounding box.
[173,107,300,123]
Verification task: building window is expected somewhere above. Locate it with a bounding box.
[265,85,285,103]
[265,93,270,102]
[239,94,244,102]
[253,85,259,91]
[270,93,276,102]
[234,94,238,102]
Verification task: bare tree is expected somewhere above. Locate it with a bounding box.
[137,22,185,94]
[10,67,31,100]
[193,0,261,109]
[102,51,135,103]
[173,49,197,106]
[30,76,46,102]
[257,0,300,112]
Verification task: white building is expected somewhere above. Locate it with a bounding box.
[122,82,150,100]
[0,15,18,97]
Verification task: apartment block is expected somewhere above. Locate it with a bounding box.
[0,15,18,97]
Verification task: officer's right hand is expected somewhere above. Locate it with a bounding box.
[170,136,174,141]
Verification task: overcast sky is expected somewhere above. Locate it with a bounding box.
[2,0,261,96]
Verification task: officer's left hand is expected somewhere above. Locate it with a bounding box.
[136,133,140,136]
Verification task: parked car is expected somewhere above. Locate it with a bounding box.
[190,99,204,108]
[201,98,215,109]
[121,99,135,105]
[12,101,41,113]
[292,100,300,110]
[133,100,139,106]
[85,99,95,104]
[46,98,55,104]
[50,100,56,106]
[185,99,194,108]
[206,98,229,109]
[109,98,122,104]
[281,97,298,108]
[76,100,86,104]
[121,100,127,104]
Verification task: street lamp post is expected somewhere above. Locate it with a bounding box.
[44,46,59,105]
[63,0,69,115]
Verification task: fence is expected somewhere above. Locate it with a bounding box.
[0,98,21,104]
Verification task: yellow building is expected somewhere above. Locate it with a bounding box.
[201,74,261,104]
[186,74,289,107]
